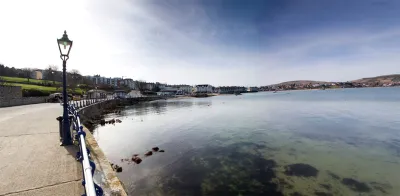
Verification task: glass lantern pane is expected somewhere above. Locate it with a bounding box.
[58,40,72,56]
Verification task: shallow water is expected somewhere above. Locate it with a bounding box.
[93,87,400,196]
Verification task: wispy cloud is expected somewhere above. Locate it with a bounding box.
[0,0,399,85]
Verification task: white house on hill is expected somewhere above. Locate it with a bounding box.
[194,84,213,94]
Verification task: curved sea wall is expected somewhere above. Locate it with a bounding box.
[78,97,164,196]
[79,99,128,196]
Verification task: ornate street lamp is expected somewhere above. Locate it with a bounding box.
[57,30,73,146]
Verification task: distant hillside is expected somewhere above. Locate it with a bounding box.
[352,74,400,84]
[273,80,331,86]
[267,74,400,86]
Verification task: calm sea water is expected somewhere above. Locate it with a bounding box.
[93,87,400,196]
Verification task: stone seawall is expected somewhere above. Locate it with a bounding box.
[0,86,22,98]
[0,96,47,108]
[80,97,165,131]
[79,99,128,196]
[78,97,164,195]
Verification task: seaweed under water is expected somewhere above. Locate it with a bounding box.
[132,144,284,196]
[127,140,391,196]
[284,163,319,177]
[341,178,371,192]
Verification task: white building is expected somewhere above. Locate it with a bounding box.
[86,75,107,85]
[247,87,259,92]
[194,84,213,94]
[312,84,321,87]
[87,89,107,99]
[113,90,127,98]
[177,85,193,94]
[127,90,142,98]
[30,70,43,80]
[123,78,135,89]
[85,75,125,88]
[144,83,155,91]
[111,77,122,87]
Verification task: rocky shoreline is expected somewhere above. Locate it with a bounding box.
[79,97,164,131]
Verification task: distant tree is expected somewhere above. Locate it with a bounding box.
[0,64,5,76]
[134,80,147,92]
[45,65,59,85]
[0,76,5,86]
[68,69,81,92]
[69,69,81,81]
[81,77,94,91]
[21,68,32,82]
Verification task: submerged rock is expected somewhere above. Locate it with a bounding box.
[284,163,318,177]
[341,178,371,192]
[145,151,153,156]
[132,156,142,164]
[159,149,165,152]
[152,147,159,152]
[113,164,123,173]
[134,144,283,196]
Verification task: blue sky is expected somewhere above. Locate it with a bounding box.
[0,0,399,86]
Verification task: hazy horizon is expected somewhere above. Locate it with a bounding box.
[1,0,400,86]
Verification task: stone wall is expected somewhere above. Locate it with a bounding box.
[77,97,164,196]
[78,100,128,196]
[0,86,22,99]
[0,96,47,108]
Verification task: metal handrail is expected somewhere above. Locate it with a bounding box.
[67,98,108,196]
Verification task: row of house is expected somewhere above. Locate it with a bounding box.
[30,71,260,96]
[85,75,135,89]
[191,85,259,94]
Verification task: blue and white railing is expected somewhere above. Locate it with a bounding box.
[68,103,104,196]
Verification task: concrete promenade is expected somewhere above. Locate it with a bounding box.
[0,103,83,196]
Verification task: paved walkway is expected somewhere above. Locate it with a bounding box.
[0,103,83,196]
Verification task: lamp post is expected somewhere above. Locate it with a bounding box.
[57,31,73,146]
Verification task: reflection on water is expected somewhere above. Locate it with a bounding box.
[94,88,400,196]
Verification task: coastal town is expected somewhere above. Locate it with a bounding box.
[1,64,400,101]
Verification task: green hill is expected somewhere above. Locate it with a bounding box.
[352,74,400,84]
